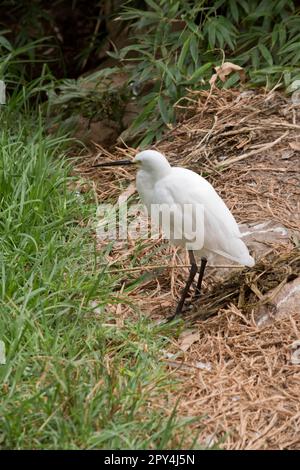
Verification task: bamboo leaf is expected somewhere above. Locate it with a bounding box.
[0,35,12,51]
[258,43,273,66]
[190,35,199,65]
[145,0,162,13]
[177,36,191,70]
[189,62,212,83]
[280,41,300,54]
[208,23,216,49]
[158,95,169,124]
[279,25,287,48]
[238,0,250,14]
[229,0,239,23]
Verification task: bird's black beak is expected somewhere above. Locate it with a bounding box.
[92,160,135,168]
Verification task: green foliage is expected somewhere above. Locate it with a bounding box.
[0,14,202,450]
[110,0,300,146]
[0,32,45,84]
[3,1,299,147]
[0,30,58,115]
[0,85,195,448]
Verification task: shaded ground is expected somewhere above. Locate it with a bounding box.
[76,88,300,449]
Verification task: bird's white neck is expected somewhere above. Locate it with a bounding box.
[136,165,170,210]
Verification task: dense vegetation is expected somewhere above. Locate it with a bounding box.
[0,68,194,450]
[1,0,300,144]
[115,0,300,143]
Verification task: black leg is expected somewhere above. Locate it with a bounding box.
[168,251,197,320]
[194,256,207,300]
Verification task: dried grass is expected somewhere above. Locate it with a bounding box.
[76,87,300,449]
[168,309,300,450]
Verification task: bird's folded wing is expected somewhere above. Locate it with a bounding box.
[153,170,241,236]
[152,170,254,265]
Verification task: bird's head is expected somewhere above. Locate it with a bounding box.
[93,149,171,179]
[134,150,171,177]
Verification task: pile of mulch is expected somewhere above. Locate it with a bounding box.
[158,88,299,233]
[166,309,300,450]
[76,87,300,449]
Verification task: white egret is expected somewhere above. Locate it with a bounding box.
[94,150,254,318]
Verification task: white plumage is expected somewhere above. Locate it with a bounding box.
[135,149,254,268]
[94,148,254,317]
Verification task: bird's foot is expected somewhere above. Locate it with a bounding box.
[193,289,201,301]
[166,303,193,323]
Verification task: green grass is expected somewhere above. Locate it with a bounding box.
[0,98,195,449]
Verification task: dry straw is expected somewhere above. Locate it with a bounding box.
[76,87,300,449]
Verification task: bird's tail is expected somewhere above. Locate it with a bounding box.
[212,237,255,267]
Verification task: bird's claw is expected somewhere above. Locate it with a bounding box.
[165,303,193,323]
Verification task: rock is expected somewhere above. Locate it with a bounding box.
[255,277,300,327]
[291,91,300,105]
[206,220,291,268]
[205,220,294,284]
[122,101,140,129]
[74,116,119,147]
[290,340,300,365]
[240,220,292,260]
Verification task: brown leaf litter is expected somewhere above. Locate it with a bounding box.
[75,87,300,449]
